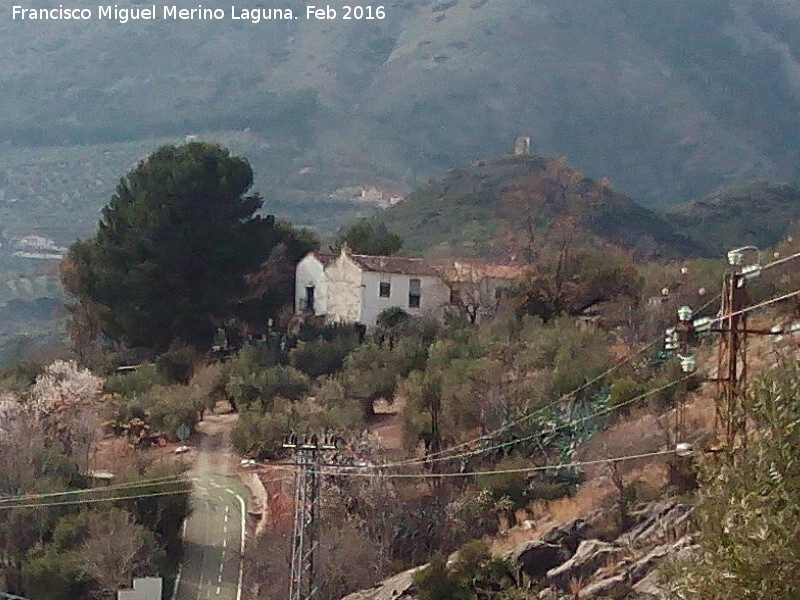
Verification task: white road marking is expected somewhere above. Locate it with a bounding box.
[171,518,189,600]
[223,539,227,548]
[216,587,221,595]
[197,499,212,600]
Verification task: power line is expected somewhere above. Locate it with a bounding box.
[762,250,800,272]
[320,449,677,479]
[711,288,800,324]
[395,290,724,468]
[333,374,691,471]
[337,291,724,472]
[367,338,663,471]
[0,486,193,511]
[0,474,188,504]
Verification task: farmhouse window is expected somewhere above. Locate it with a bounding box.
[409,278,421,308]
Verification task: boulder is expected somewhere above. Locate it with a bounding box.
[621,502,694,547]
[508,540,569,579]
[627,535,696,583]
[546,539,626,590]
[630,569,665,598]
[578,574,630,599]
[339,566,422,600]
[542,516,592,554]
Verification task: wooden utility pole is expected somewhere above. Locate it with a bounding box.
[715,271,748,450]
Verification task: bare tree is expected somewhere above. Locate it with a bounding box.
[81,509,157,597]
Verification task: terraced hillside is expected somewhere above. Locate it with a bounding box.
[3,0,800,246]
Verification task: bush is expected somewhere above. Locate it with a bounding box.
[230,398,295,458]
[289,333,360,378]
[608,376,646,416]
[476,456,530,510]
[155,344,197,384]
[226,365,310,412]
[144,385,201,438]
[104,364,166,398]
[414,553,472,600]
[0,361,42,394]
[671,361,800,600]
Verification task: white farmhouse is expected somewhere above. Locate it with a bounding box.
[294,251,336,318]
[295,247,450,330]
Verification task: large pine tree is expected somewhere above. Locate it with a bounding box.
[62,142,304,351]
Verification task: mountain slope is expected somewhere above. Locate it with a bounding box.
[3,0,800,246]
[668,181,800,254]
[378,153,704,259]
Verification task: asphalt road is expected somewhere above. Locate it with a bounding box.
[174,457,247,600]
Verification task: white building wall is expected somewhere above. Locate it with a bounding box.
[360,271,449,329]
[295,254,328,316]
[325,254,364,325]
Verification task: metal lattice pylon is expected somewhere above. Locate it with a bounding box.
[285,435,334,600]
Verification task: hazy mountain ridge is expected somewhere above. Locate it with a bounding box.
[2,0,800,246]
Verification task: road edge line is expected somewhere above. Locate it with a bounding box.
[225,487,246,600]
[171,518,188,600]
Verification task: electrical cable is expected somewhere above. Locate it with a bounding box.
[369,337,662,471]
[320,449,676,479]
[711,288,800,325]
[0,474,189,504]
[334,291,723,472]
[761,250,800,272]
[0,486,193,511]
[330,374,692,471]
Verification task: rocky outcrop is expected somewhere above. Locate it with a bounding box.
[339,567,422,600]
[620,502,694,547]
[334,500,698,600]
[546,539,626,590]
[509,541,569,579]
[541,516,593,554]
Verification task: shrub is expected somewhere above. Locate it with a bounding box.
[289,333,360,378]
[230,400,293,458]
[608,376,646,416]
[476,456,530,510]
[314,377,364,432]
[671,361,800,600]
[144,385,201,438]
[414,553,472,600]
[226,365,310,412]
[155,343,197,384]
[104,364,166,398]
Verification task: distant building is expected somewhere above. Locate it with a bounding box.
[11,235,66,260]
[514,136,532,156]
[294,248,524,330]
[433,260,525,323]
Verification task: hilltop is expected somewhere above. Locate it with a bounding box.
[378,153,704,260]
